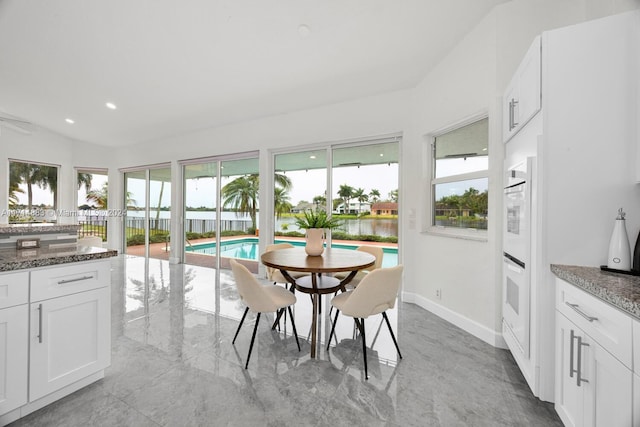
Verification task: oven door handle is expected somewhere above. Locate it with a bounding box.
[503,253,525,269]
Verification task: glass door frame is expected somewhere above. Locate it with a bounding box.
[120,163,171,259]
[178,151,259,269]
[266,134,401,267]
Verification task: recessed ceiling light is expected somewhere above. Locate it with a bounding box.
[105,102,117,110]
[298,24,311,38]
[309,155,316,159]
[65,118,75,124]
[379,153,384,157]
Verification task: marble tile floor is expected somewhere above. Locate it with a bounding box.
[10,255,562,426]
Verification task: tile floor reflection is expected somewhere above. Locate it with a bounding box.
[10,255,562,426]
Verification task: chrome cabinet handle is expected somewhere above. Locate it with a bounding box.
[565,302,598,322]
[37,303,43,343]
[576,336,589,387]
[569,329,576,378]
[508,99,514,131]
[511,98,519,129]
[57,275,93,285]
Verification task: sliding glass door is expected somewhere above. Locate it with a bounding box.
[331,140,399,267]
[271,138,399,266]
[123,166,172,260]
[274,149,328,241]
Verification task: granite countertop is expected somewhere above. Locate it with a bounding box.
[551,264,640,319]
[0,245,118,272]
[0,224,80,235]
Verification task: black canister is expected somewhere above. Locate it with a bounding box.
[633,230,640,273]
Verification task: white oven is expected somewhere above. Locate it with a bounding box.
[503,253,530,357]
[502,157,533,358]
[503,159,531,265]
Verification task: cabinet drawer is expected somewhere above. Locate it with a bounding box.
[0,271,29,309]
[31,260,110,302]
[557,278,632,368]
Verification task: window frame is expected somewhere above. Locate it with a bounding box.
[8,158,60,224]
[425,114,489,241]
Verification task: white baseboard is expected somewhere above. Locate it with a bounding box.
[402,291,508,349]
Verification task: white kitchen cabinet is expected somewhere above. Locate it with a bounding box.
[0,259,111,425]
[29,286,110,401]
[555,278,633,427]
[502,36,541,142]
[506,11,640,403]
[0,304,28,416]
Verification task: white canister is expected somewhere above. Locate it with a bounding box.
[607,208,631,270]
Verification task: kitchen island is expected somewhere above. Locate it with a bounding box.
[0,224,117,426]
[551,264,640,426]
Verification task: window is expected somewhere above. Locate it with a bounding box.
[431,117,488,234]
[8,159,59,223]
[77,168,108,240]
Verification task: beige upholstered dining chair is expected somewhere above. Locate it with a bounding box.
[327,264,403,380]
[230,259,300,369]
[264,243,309,287]
[333,245,384,288]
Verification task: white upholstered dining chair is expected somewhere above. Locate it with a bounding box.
[264,242,309,287]
[327,264,403,380]
[333,245,384,288]
[230,259,300,369]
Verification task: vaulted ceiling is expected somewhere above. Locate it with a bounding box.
[0,0,508,147]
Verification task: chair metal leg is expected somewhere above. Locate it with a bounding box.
[233,307,249,344]
[382,311,402,359]
[272,307,287,331]
[245,313,261,369]
[357,317,368,380]
[326,309,340,350]
[287,306,301,351]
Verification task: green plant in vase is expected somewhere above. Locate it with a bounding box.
[295,210,342,256]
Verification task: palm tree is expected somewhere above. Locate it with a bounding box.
[86,182,136,209]
[369,189,381,203]
[222,175,259,230]
[274,173,292,192]
[77,173,93,193]
[312,194,326,210]
[274,186,292,219]
[353,187,368,214]
[9,162,51,211]
[338,184,354,214]
[8,164,24,208]
[40,165,58,210]
[388,189,398,203]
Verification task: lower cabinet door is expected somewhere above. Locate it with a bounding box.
[555,313,585,427]
[0,304,28,415]
[584,340,632,427]
[29,287,110,401]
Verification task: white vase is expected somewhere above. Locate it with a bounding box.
[305,228,325,256]
[607,208,631,270]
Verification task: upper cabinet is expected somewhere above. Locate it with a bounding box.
[503,36,542,143]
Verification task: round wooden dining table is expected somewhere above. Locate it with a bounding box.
[260,246,375,358]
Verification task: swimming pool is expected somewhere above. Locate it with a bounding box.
[185,238,398,267]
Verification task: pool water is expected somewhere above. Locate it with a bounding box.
[185,238,398,267]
